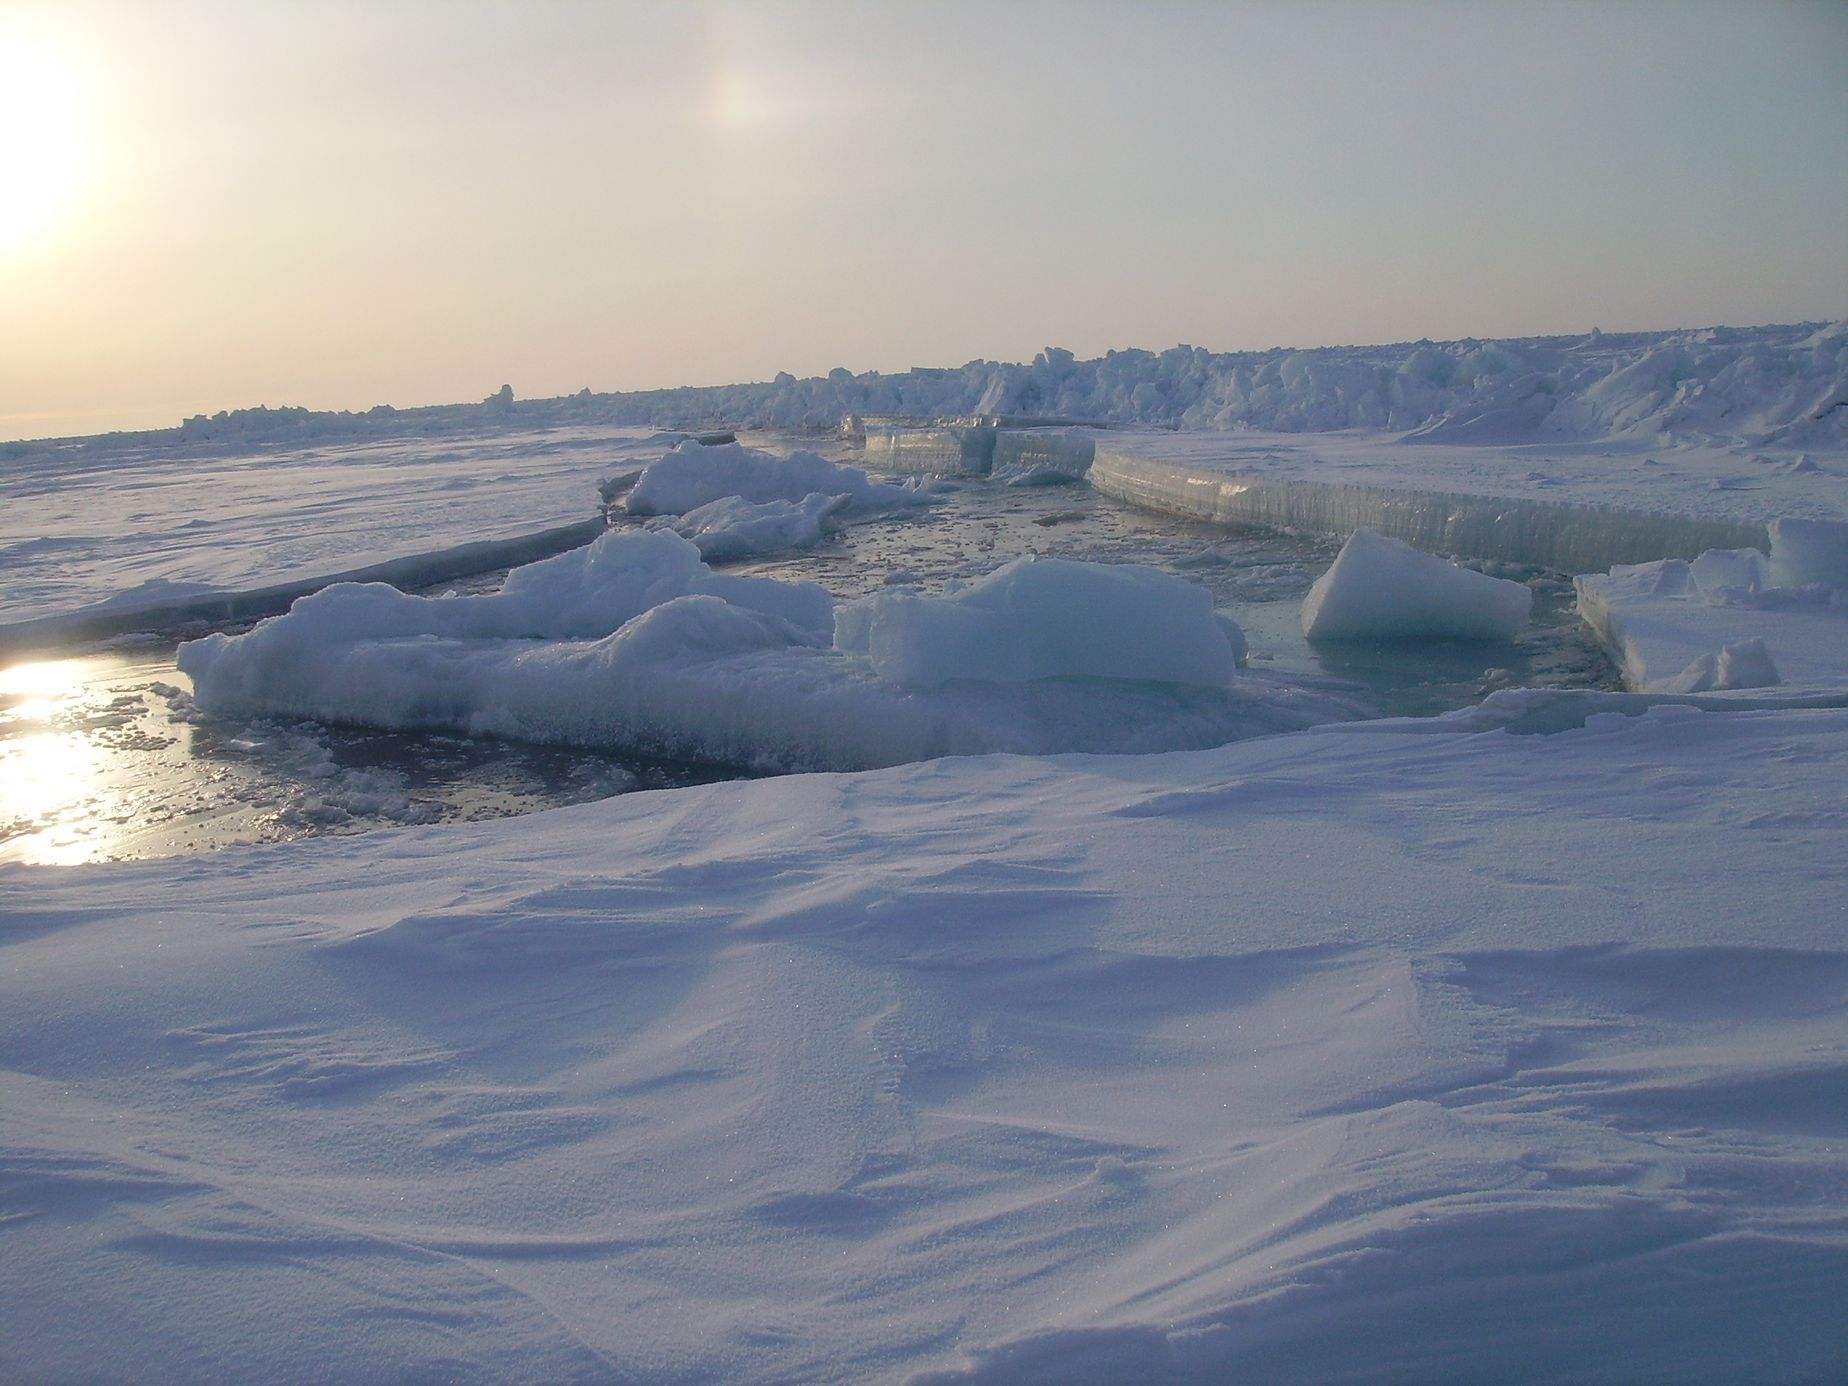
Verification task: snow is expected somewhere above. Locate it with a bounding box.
[1575,544,1848,693]
[649,491,852,561]
[623,439,929,518]
[1769,516,1848,588]
[6,324,1848,1380]
[0,423,679,650]
[9,325,1846,653]
[179,534,1349,771]
[222,319,1837,453]
[1301,528,1532,641]
[835,556,1244,689]
[5,693,1845,1382]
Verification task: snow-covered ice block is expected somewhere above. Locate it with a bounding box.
[836,556,1243,690]
[1301,529,1532,641]
[1688,547,1770,598]
[178,537,1350,769]
[1575,552,1848,692]
[650,492,850,562]
[1769,517,1848,589]
[1658,638,1781,694]
[624,440,928,517]
[179,529,834,711]
[179,598,1347,771]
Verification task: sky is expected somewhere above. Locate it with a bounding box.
[2,0,1845,441]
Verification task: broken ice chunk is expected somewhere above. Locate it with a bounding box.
[1301,529,1532,641]
[1658,638,1782,694]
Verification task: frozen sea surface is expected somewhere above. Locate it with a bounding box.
[6,691,1844,1383]
[3,383,1844,1383]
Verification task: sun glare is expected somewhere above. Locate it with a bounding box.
[0,30,88,255]
[708,65,776,132]
[0,657,86,718]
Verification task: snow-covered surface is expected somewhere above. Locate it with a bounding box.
[619,440,933,563]
[179,533,1352,771]
[1770,516,1848,588]
[650,492,852,562]
[1302,529,1532,641]
[1095,429,1845,531]
[1575,550,1848,692]
[0,424,674,647]
[8,326,1848,1380]
[5,692,1845,1383]
[92,320,1834,455]
[624,440,930,518]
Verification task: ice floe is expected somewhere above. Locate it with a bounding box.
[1301,528,1532,641]
[179,532,1356,771]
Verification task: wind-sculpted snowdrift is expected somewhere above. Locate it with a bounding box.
[179,530,1355,770]
[5,694,1844,1382]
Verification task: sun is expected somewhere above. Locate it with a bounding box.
[0,30,88,256]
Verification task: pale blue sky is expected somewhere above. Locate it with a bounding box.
[3,0,1844,438]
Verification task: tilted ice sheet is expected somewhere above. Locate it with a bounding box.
[1084,431,1845,580]
[1301,528,1532,641]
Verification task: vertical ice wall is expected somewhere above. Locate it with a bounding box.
[1089,447,1768,572]
[863,426,997,476]
[863,426,1095,480]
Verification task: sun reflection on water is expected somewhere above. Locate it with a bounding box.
[2,731,105,863]
[1,657,86,711]
[1,657,118,865]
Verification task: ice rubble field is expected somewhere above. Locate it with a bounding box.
[4,321,1848,1381]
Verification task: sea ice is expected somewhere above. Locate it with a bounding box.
[1688,546,1771,598]
[1576,534,1848,692]
[1658,637,1782,693]
[835,556,1244,689]
[624,439,930,517]
[1769,516,1848,588]
[6,695,1845,1383]
[1301,528,1532,641]
[179,537,1348,771]
[648,492,852,561]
